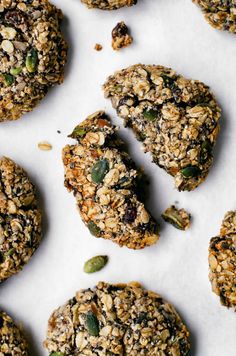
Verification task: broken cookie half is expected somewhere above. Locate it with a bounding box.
[62,111,159,249]
[103,64,221,191]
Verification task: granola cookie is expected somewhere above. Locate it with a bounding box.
[44,281,191,355]
[81,0,137,10]
[209,211,236,309]
[0,0,67,122]
[62,111,159,250]
[0,157,42,282]
[0,310,29,355]
[193,0,236,33]
[103,64,221,191]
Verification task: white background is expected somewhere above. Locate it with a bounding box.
[0,0,236,355]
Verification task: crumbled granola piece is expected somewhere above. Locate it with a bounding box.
[112,21,133,50]
[209,211,236,309]
[0,157,42,282]
[0,311,29,355]
[103,64,221,191]
[81,0,137,10]
[162,205,191,230]
[62,111,159,249]
[94,43,103,51]
[0,0,68,122]
[193,0,236,33]
[44,281,191,355]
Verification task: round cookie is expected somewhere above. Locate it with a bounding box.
[209,211,236,309]
[44,281,190,355]
[0,157,42,282]
[0,0,67,122]
[0,310,29,355]
[193,0,236,33]
[103,64,221,191]
[81,0,137,10]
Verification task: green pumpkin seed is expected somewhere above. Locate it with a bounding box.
[143,108,159,121]
[200,140,213,164]
[49,353,65,356]
[161,74,176,88]
[85,311,100,336]
[181,166,201,178]
[1,73,14,86]
[87,221,101,237]
[68,125,86,139]
[4,248,15,257]
[84,255,108,274]
[91,159,109,184]
[10,67,22,76]
[26,48,38,73]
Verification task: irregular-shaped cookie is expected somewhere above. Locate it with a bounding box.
[0,0,68,122]
[0,157,42,282]
[44,281,191,355]
[81,0,137,10]
[0,310,29,355]
[103,64,221,191]
[193,0,236,33]
[62,111,159,249]
[209,211,236,310]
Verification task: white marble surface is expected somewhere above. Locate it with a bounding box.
[0,0,236,355]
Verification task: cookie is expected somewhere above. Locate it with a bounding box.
[62,111,159,250]
[0,311,29,355]
[193,0,236,33]
[209,211,236,309]
[103,64,221,191]
[81,0,137,10]
[44,281,191,355]
[0,0,68,122]
[0,157,42,282]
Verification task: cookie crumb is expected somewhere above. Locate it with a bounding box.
[112,21,133,51]
[57,130,61,134]
[94,43,103,51]
[162,205,191,231]
[38,141,52,151]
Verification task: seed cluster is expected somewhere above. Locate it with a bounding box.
[44,282,190,355]
[0,0,67,122]
[81,0,137,10]
[62,111,159,249]
[0,156,42,282]
[0,311,29,355]
[209,211,236,309]
[103,64,221,191]
[162,205,191,231]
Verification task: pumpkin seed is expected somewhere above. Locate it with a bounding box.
[87,221,101,237]
[85,311,100,336]
[49,353,65,356]
[91,159,109,183]
[161,74,176,88]
[2,73,14,86]
[10,67,22,76]
[4,248,15,257]
[83,255,108,274]
[181,166,201,178]
[143,108,159,121]
[68,126,86,139]
[200,140,212,164]
[26,48,38,73]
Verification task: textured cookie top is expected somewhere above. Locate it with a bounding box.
[103,64,221,191]
[0,311,29,355]
[62,111,159,249]
[0,0,67,122]
[81,0,137,10]
[209,211,236,309]
[193,0,236,33]
[0,156,42,282]
[44,282,191,355]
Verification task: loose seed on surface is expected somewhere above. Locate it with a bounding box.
[83,255,108,273]
[38,141,52,151]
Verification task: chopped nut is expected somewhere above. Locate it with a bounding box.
[94,43,103,51]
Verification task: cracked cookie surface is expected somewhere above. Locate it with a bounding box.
[62,111,159,250]
[193,0,236,33]
[0,0,67,122]
[0,310,29,355]
[103,64,221,191]
[44,281,191,355]
[209,211,236,310]
[0,157,42,282]
[81,0,137,10]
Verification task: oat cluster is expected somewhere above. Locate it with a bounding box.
[103,64,221,191]
[0,0,67,122]
[112,22,133,51]
[62,111,159,250]
[0,157,42,282]
[209,211,236,309]
[0,311,29,355]
[162,205,191,231]
[193,0,236,33]
[81,0,137,10]
[44,281,190,355]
